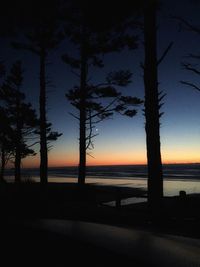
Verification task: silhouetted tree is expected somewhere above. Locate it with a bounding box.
[0,61,38,182]
[0,107,13,182]
[63,1,142,185]
[143,1,163,211]
[0,62,12,182]
[0,62,5,78]
[12,2,62,184]
[143,0,173,211]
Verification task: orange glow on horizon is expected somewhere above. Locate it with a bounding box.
[22,155,200,168]
[11,143,200,168]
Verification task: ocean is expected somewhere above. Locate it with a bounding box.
[4,164,200,197]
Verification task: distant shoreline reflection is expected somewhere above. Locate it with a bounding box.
[4,164,200,205]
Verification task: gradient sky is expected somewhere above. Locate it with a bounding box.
[1,0,200,168]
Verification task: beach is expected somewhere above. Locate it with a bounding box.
[1,163,200,247]
[4,164,200,199]
[1,176,200,267]
[1,180,200,239]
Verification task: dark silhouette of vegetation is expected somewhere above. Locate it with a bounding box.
[12,3,63,184]
[0,63,9,182]
[143,0,173,211]
[63,1,142,184]
[0,61,38,182]
[0,107,13,182]
[143,1,163,211]
[0,62,5,77]
[0,1,200,244]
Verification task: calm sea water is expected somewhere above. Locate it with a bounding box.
[4,164,200,197]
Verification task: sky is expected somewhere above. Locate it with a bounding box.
[1,0,200,168]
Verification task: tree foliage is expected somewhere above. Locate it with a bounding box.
[12,3,63,183]
[0,61,38,182]
[63,0,142,183]
[66,70,142,151]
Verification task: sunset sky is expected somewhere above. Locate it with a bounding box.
[1,0,200,168]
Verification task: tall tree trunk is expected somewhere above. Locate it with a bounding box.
[15,145,21,183]
[15,98,22,183]
[0,146,6,182]
[144,2,163,211]
[40,49,48,185]
[78,39,87,185]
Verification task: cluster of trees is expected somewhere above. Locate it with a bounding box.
[0,61,60,183]
[0,0,143,186]
[0,0,198,212]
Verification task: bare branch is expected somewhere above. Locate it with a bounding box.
[172,16,200,35]
[5,152,14,165]
[91,118,105,124]
[86,109,93,150]
[159,112,164,118]
[182,62,200,75]
[27,141,39,148]
[86,109,96,150]
[68,112,80,120]
[86,133,99,140]
[71,70,80,78]
[181,80,200,92]
[95,82,111,88]
[158,92,167,102]
[89,97,119,119]
[157,42,173,65]
[86,152,95,158]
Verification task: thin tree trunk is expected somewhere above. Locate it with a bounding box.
[144,2,163,211]
[15,97,22,183]
[14,145,21,183]
[40,49,48,185]
[0,147,6,182]
[78,39,87,185]
[15,126,21,182]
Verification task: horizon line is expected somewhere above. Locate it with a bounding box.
[19,162,200,169]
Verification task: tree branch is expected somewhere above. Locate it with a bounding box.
[172,16,200,35]
[86,152,95,158]
[71,70,80,78]
[182,62,200,75]
[181,80,200,92]
[89,97,119,119]
[157,42,173,65]
[68,112,80,120]
[27,141,39,148]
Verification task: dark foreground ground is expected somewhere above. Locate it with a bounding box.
[1,183,200,266]
[2,218,200,267]
[1,220,137,267]
[1,182,200,237]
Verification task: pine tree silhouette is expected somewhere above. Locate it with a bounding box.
[0,107,13,182]
[63,0,142,184]
[0,61,38,182]
[12,2,62,184]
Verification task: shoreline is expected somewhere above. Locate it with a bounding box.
[3,175,200,198]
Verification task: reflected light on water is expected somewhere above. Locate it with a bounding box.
[46,176,200,197]
[6,175,200,199]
